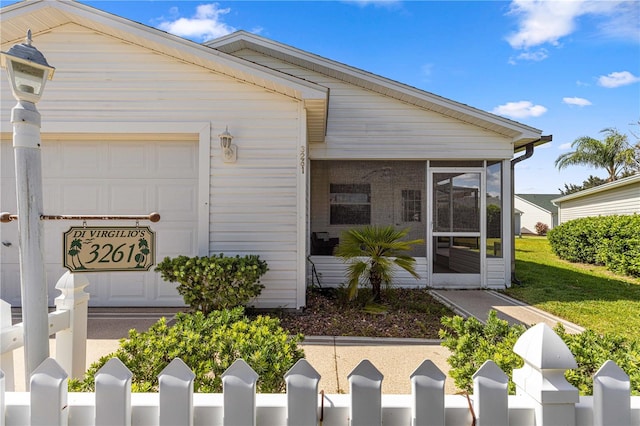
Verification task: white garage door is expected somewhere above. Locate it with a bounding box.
[1,135,198,306]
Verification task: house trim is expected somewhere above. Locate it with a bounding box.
[552,174,640,204]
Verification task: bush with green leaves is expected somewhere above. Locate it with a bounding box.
[439,311,640,395]
[69,308,304,393]
[156,254,268,314]
[439,311,525,394]
[548,214,640,277]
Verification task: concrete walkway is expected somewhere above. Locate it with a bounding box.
[9,290,584,393]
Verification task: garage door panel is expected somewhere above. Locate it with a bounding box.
[157,224,197,257]
[1,141,15,177]
[109,183,150,212]
[1,137,196,307]
[157,184,197,220]
[61,142,103,177]
[109,143,149,175]
[156,142,197,178]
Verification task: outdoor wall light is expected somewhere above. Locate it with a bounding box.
[219,126,237,163]
[1,30,55,104]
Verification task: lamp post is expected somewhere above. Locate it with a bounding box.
[1,30,55,385]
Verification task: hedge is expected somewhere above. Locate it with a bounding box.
[547,214,640,277]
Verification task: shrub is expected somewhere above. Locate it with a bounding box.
[156,254,268,314]
[439,311,640,395]
[534,222,549,236]
[548,215,640,277]
[439,311,525,394]
[69,308,304,393]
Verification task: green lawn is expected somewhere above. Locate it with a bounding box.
[503,236,640,340]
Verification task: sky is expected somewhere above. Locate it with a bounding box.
[4,0,640,194]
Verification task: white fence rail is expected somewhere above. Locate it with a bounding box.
[2,322,639,426]
[1,272,89,391]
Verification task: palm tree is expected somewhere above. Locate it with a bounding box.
[334,225,423,302]
[555,128,637,182]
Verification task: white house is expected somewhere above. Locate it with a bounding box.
[553,174,640,224]
[1,0,549,309]
[514,194,559,234]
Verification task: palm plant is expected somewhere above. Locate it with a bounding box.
[555,128,637,182]
[334,225,423,302]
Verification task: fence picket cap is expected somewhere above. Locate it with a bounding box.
[285,359,320,426]
[473,360,509,426]
[30,358,68,426]
[593,360,631,426]
[159,358,195,426]
[96,358,133,426]
[222,359,258,426]
[512,323,579,404]
[349,359,383,426]
[97,357,133,385]
[54,271,90,308]
[411,359,445,426]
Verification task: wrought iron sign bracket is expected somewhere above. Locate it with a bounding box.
[1,212,161,223]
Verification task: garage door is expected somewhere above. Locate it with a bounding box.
[0,135,198,306]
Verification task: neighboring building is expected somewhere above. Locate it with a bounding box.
[514,194,559,234]
[1,0,548,308]
[553,174,640,224]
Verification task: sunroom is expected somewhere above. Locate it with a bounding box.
[308,159,506,290]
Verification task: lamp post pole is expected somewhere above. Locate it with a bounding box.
[1,30,55,386]
[13,97,49,385]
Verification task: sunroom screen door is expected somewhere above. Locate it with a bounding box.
[429,170,484,287]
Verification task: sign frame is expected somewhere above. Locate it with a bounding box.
[63,225,156,273]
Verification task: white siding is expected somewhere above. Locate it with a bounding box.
[229,49,515,161]
[0,24,303,308]
[308,256,428,288]
[514,197,553,234]
[557,182,640,223]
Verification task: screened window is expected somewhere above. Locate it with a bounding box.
[402,189,422,222]
[329,184,371,224]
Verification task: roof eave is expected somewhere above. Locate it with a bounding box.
[1,0,329,142]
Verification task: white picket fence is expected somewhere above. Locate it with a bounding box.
[1,272,89,392]
[2,322,639,426]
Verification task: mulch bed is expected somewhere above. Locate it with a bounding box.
[254,287,454,339]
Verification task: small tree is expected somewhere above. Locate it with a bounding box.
[334,225,423,302]
[535,222,549,236]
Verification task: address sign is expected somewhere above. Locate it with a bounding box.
[63,226,156,272]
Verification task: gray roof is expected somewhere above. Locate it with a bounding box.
[515,194,559,214]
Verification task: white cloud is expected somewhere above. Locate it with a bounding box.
[515,48,549,62]
[157,4,235,42]
[559,143,572,150]
[492,101,548,118]
[563,97,592,106]
[597,71,640,88]
[506,0,637,50]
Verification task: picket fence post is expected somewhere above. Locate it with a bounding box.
[473,360,509,426]
[410,359,446,426]
[285,359,321,426]
[30,358,68,426]
[513,323,579,426]
[0,301,15,392]
[348,359,383,426]
[159,358,195,426]
[54,271,90,379]
[95,358,133,426]
[222,359,258,426]
[593,360,631,426]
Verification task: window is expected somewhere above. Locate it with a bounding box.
[402,189,422,222]
[330,184,371,224]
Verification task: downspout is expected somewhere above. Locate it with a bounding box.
[510,135,552,285]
